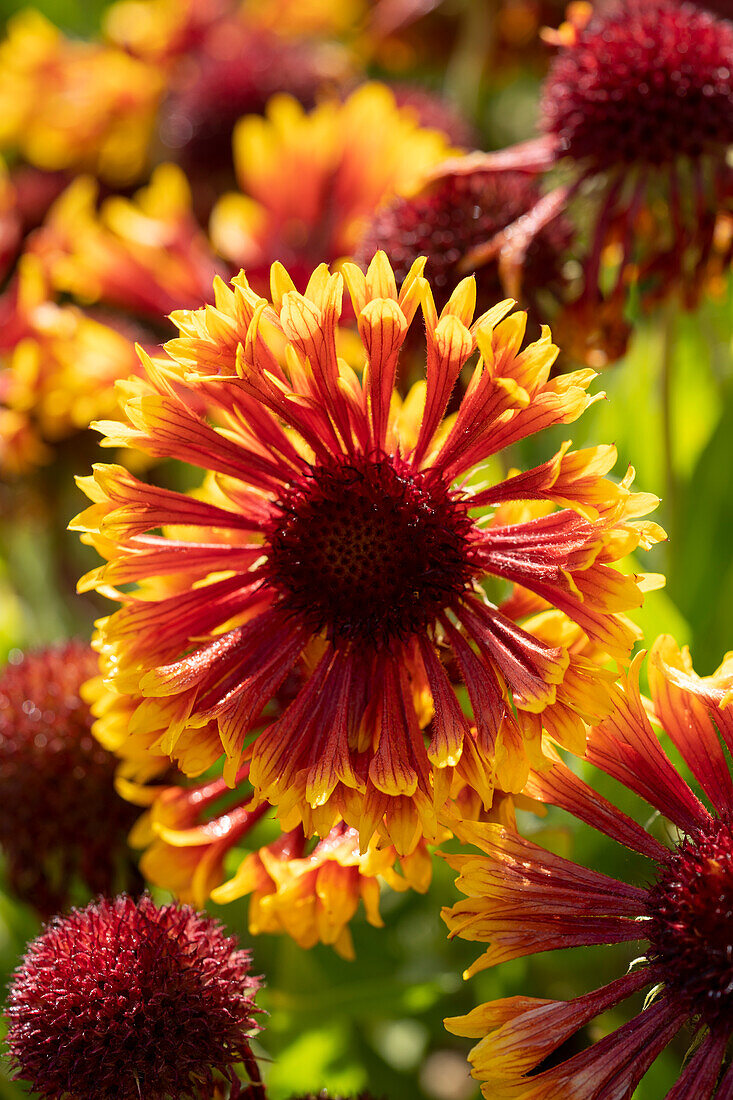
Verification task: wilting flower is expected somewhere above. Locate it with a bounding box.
[443,634,733,1098]
[6,894,262,1100]
[434,0,733,361]
[74,254,661,856]
[0,642,144,916]
[356,170,571,315]
[209,83,453,291]
[0,10,162,184]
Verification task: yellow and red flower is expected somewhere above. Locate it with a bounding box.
[73,254,661,856]
[209,83,454,291]
[443,634,733,1098]
[0,254,142,474]
[0,10,162,184]
[32,165,220,322]
[213,824,431,960]
[139,792,432,958]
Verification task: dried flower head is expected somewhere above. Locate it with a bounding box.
[0,642,141,915]
[6,894,262,1100]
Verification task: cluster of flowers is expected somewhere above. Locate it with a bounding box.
[0,0,732,1097]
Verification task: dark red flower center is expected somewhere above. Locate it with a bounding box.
[266,454,476,647]
[645,816,733,1029]
[541,0,733,170]
[356,172,570,311]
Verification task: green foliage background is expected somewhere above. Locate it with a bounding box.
[0,1,730,1098]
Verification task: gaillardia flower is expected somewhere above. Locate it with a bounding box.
[0,9,162,184]
[33,165,220,323]
[433,0,733,356]
[6,894,262,1100]
[210,823,431,959]
[209,83,453,292]
[74,254,662,855]
[0,642,143,915]
[0,253,142,474]
[443,634,733,1098]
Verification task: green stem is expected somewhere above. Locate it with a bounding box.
[660,302,678,574]
[443,0,496,119]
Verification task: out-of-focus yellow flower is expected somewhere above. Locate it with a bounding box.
[0,255,141,474]
[0,408,47,475]
[33,165,220,320]
[240,0,368,38]
[0,10,163,184]
[106,0,367,57]
[104,0,228,61]
[209,83,454,290]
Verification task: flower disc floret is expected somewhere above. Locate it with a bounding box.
[356,171,570,309]
[6,894,261,1100]
[541,0,733,169]
[267,454,476,646]
[73,253,662,855]
[646,816,733,1029]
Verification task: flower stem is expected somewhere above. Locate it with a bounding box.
[660,301,678,571]
[444,0,496,118]
[238,1044,268,1099]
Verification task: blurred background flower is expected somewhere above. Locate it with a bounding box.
[0,0,731,1097]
